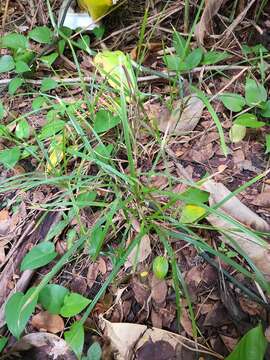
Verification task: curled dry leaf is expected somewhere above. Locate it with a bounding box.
[203,179,270,279]
[195,0,225,45]
[156,95,204,135]
[125,234,151,270]
[31,311,64,334]
[11,332,76,359]
[99,317,217,360]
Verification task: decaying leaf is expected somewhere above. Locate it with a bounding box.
[11,332,76,359]
[203,179,270,279]
[150,275,167,305]
[156,95,204,134]
[0,209,10,236]
[99,317,218,360]
[195,0,225,45]
[252,192,270,208]
[31,311,65,334]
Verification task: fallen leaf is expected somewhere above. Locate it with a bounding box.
[87,262,99,289]
[150,275,167,305]
[203,179,270,279]
[185,266,203,286]
[220,335,238,353]
[132,276,151,306]
[12,332,76,359]
[31,311,64,334]
[0,209,10,236]
[239,297,263,316]
[99,317,216,360]
[253,192,270,208]
[180,308,193,336]
[125,234,151,270]
[195,0,225,45]
[156,95,204,134]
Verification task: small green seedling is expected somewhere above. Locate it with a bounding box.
[153,256,169,280]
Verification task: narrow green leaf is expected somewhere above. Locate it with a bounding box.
[15,119,30,139]
[229,124,246,143]
[60,293,91,317]
[234,113,265,128]
[20,242,57,271]
[225,324,267,360]
[173,31,188,58]
[5,288,38,339]
[1,33,28,50]
[29,26,53,44]
[8,77,24,95]
[93,110,121,133]
[265,134,270,154]
[88,226,105,259]
[0,147,20,169]
[0,337,8,352]
[245,79,267,106]
[40,78,58,92]
[0,55,15,73]
[64,322,84,359]
[0,101,5,120]
[219,93,246,112]
[38,284,69,314]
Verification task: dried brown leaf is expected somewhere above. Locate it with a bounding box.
[31,311,64,334]
[157,95,204,134]
[125,235,151,270]
[195,0,225,45]
[0,209,10,236]
[150,275,167,305]
[87,262,99,289]
[253,192,270,208]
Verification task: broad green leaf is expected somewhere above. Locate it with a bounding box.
[153,256,169,280]
[15,119,30,139]
[0,337,8,352]
[8,77,24,95]
[38,119,65,140]
[234,113,265,128]
[1,33,28,50]
[180,204,206,224]
[163,55,181,71]
[20,241,57,271]
[14,49,34,63]
[40,78,58,92]
[93,109,121,133]
[266,134,270,154]
[229,124,246,143]
[92,25,105,40]
[180,187,209,204]
[0,55,15,73]
[94,50,137,97]
[86,342,102,360]
[5,288,38,339]
[64,322,84,359]
[32,96,47,110]
[38,284,69,314]
[225,324,267,360]
[60,293,91,317]
[15,60,30,74]
[182,47,203,70]
[202,51,230,65]
[93,143,113,164]
[219,93,246,112]
[245,79,267,106]
[0,102,4,120]
[260,100,270,118]
[173,31,188,58]
[76,35,90,51]
[40,52,58,66]
[29,26,53,44]
[0,147,20,169]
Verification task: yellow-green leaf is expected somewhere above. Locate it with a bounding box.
[180,204,206,224]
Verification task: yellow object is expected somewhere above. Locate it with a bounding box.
[78,0,113,20]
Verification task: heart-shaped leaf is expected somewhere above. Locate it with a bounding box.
[38,284,69,314]
[8,77,24,95]
[60,293,91,318]
[219,93,246,112]
[0,55,15,73]
[29,26,53,44]
[64,321,84,359]
[40,78,58,92]
[1,33,28,50]
[5,287,38,339]
[245,79,267,106]
[20,242,57,271]
[15,119,30,139]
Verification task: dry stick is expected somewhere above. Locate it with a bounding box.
[1,0,10,35]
